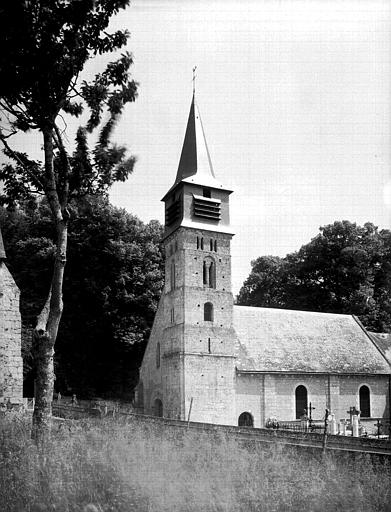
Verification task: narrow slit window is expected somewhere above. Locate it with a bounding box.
[204,302,214,322]
[200,238,204,250]
[214,240,217,252]
[210,239,213,251]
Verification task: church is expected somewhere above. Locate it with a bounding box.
[138,94,390,428]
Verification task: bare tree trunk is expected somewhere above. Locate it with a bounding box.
[32,127,68,442]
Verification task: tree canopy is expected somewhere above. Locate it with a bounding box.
[1,198,164,398]
[0,0,138,438]
[237,221,391,333]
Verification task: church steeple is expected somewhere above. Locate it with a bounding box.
[162,93,233,239]
[173,94,222,190]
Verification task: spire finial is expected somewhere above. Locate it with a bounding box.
[192,66,197,95]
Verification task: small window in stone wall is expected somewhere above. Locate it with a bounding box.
[170,262,176,289]
[295,385,308,419]
[359,385,370,417]
[156,342,160,368]
[204,302,214,322]
[214,240,217,252]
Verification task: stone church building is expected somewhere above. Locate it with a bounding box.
[0,228,23,404]
[138,95,390,427]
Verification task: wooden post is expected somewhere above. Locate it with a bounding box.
[187,397,193,427]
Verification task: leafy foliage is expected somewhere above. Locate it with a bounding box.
[237,221,391,332]
[0,0,138,433]
[1,198,164,398]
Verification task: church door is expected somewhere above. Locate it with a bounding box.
[238,412,254,427]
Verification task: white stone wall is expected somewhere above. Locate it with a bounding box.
[0,262,23,403]
[235,372,390,426]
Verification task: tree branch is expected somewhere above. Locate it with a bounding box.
[0,131,45,191]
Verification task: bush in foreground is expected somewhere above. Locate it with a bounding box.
[0,413,390,512]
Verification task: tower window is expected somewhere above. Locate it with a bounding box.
[204,302,214,322]
[197,237,199,249]
[359,385,370,417]
[210,239,213,251]
[203,258,216,289]
[200,237,204,250]
[170,262,176,289]
[203,188,211,198]
[156,343,161,369]
[208,337,211,353]
[209,262,216,288]
[214,240,217,252]
[295,385,308,419]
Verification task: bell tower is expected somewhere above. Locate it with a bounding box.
[139,92,236,425]
[160,93,236,424]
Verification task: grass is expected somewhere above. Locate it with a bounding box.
[0,412,390,512]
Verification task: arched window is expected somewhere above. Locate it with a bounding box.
[238,412,254,427]
[204,302,214,322]
[200,237,204,250]
[359,385,370,417]
[154,398,163,417]
[295,385,308,419]
[156,342,160,368]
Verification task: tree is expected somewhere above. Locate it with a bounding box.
[1,198,164,398]
[237,221,391,333]
[0,0,138,439]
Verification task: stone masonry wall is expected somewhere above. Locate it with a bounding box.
[0,262,23,403]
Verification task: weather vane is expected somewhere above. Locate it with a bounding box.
[192,66,197,94]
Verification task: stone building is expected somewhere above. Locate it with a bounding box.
[0,228,23,404]
[138,94,390,427]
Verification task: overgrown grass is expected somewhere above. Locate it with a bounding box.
[0,413,390,512]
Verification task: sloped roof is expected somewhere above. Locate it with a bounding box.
[369,332,391,366]
[233,306,390,374]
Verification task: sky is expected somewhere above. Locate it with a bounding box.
[5,0,391,294]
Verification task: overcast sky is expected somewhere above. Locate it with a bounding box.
[7,0,391,294]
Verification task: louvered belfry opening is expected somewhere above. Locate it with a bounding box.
[193,194,221,221]
[165,195,182,226]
